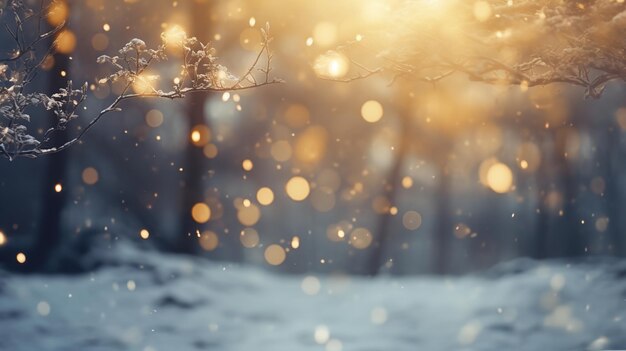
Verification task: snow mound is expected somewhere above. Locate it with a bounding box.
[1,243,626,351]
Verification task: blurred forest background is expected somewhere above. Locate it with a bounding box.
[1,0,625,276]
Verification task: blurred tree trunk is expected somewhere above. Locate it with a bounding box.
[367,99,411,275]
[29,33,71,272]
[605,129,623,255]
[533,134,551,259]
[535,129,582,258]
[554,130,583,257]
[366,85,414,276]
[433,155,452,274]
[176,0,212,253]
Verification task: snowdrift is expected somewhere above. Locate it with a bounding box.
[1,243,625,351]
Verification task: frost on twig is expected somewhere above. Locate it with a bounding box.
[333,0,625,98]
[0,0,279,160]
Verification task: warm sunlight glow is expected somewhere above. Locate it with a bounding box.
[313,22,337,47]
[132,74,158,94]
[314,51,349,78]
[473,1,492,22]
[3,1,625,348]
[162,25,187,45]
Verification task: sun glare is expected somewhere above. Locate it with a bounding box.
[162,24,187,45]
[314,51,349,78]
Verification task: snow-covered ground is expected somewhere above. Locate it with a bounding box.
[1,243,626,351]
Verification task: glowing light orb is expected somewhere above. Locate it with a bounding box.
[291,236,300,249]
[242,159,254,171]
[190,125,211,147]
[55,29,76,54]
[191,202,211,223]
[256,187,274,206]
[203,144,218,159]
[264,244,286,266]
[145,109,164,127]
[402,211,423,230]
[16,252,26,264]
[401,176,413,189]
[240,228,260,248]
[37,301,51,316]
[361,100,384,123]
[486,163,513,193]
[370,307,388,325]
[47,1,68,26]
[237,204,261,226]
[199,231,219,251]
[82,167,99,185]
[286,176,310,201]
[349,228,373,249]
[314,325,330,344]
[301,276,320,295]
[139,229,150,240]
[270,140,292,162]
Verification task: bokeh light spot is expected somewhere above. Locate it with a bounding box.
[286,176,311,201]
[191,202,211,223]
[264,244,286,266]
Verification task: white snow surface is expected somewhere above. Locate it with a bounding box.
[1,243,626,351]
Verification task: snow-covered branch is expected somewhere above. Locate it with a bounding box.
[0,0,279,160]
[332,0,625,97]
